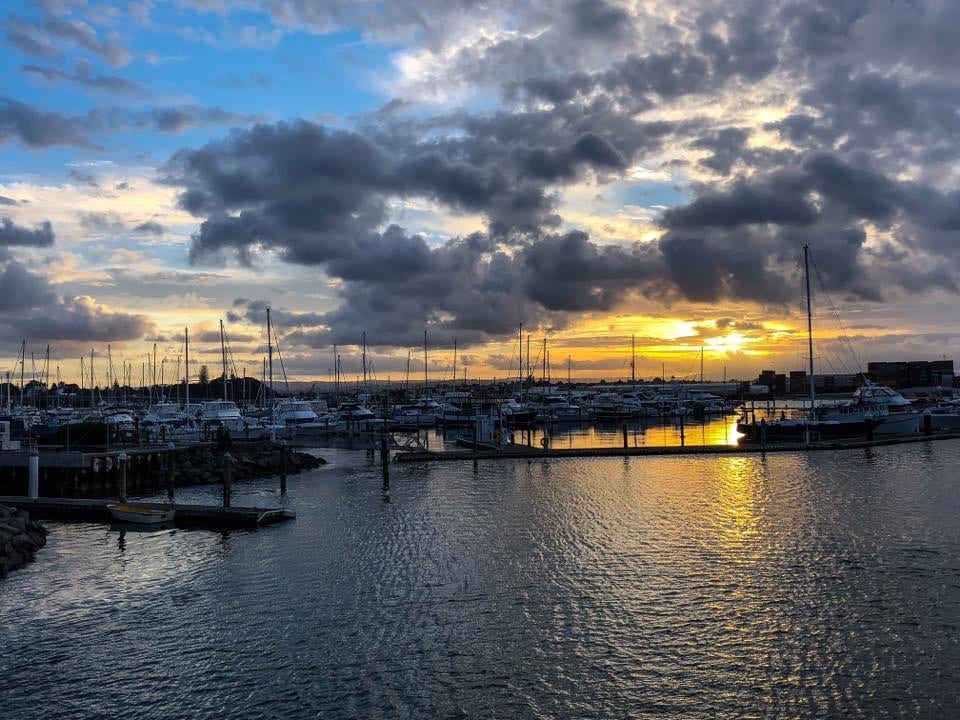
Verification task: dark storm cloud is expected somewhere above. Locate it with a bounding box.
[0,196,17,206]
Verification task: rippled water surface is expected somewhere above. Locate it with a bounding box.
[4,441,960,718]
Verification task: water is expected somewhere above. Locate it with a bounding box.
[399,415,743,452]
[3,441,960,718]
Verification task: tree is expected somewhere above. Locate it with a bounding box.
[198,365,209,398]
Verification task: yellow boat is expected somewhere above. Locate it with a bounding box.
[107,503,176,524]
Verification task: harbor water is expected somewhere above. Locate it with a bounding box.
[3,440,960,718]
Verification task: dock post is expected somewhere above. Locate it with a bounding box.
[28,447,39,499]
[760,418,767,450]
[222,451,233,508]
[622,421,628,454]
[380,431,389,487]
[166,441,175,502]
[472,421,478,471]
[923,410,932,436]
[118,451,128,502]
[679,413,685,447]
[864,415,875,442]
[280,440,288,495]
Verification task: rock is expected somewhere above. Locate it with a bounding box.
[0,506,47,579]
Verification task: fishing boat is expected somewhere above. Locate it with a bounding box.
[107,503,175,524]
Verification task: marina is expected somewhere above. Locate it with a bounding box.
[5,441,960,717]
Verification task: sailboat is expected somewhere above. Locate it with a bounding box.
[738,245,918,442]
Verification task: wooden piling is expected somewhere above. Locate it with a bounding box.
[222,451,233,508]
[118,451,128,502]
[380,431,389,487]
[166,441,175,501]
[280,440,288,495]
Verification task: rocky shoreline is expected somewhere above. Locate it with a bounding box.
[0,506,48,578]
[171,441,326,487]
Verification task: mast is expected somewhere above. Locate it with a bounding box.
[152,342,157,404]
[19,339,24,407]
[334,343,339,402]
[184,326,189,412]
[423,330,428,397]
[453,339,457,391]
[631,334,636,389]
[361,331,367,389]
[700,346,704,384]
[543,337,547,383]
[89,348,94,409]
[220,318,228,401]
[266,307,273,412]
[518,323,523,402]
[803,244,816,421]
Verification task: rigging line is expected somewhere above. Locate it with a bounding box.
[810,255,863,374]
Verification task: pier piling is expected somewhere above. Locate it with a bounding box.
[222,451,233,508]
[923,410,932,436]
[118,451,127,502]
[166,441,175,501]
[622,422,628,454]
[28,447,39,499]
[280,440,288,495]
[380,431,389,487]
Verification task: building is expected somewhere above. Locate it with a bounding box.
[866,360,954,389]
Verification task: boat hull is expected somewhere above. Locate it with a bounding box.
[107,504,176,524]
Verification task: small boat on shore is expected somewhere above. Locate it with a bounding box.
[107,503,176,525]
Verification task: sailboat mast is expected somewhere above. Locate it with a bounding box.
[453,339,457,391]
[518,323,523,402]
[700,346,704,384]
[803,244,816,420]
[89,348,94,408]
[184,326,189,412]
[543,337,547,383]
[362,331,367,389]
[19,339,24,407]
[266,307,273,410]
[631,334,636,389]
[423,330,428,396]
[220,318,228,400]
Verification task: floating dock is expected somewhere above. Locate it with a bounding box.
[394,431,960,463]
[0,496,294,529]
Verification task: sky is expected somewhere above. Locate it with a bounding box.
[1,0,959,387]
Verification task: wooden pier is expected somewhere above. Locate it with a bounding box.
[0,496,294,529]
[394,431,960,463]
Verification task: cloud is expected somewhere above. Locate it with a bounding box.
[5,14,131,67]
[0,96,264,148]
[0,218,55,249]
[22,58,147,96]
[133,221,164,235]
[1,295,154,342]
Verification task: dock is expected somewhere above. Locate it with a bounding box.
[0,496,294,529]
[394,431,960,463]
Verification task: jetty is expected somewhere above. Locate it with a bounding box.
[394,430,960,463]
[0,496,293,529]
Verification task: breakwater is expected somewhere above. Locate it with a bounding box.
[0,505,47,578]
[0,441,325,498]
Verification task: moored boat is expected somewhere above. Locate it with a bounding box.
[107,503,176,524]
